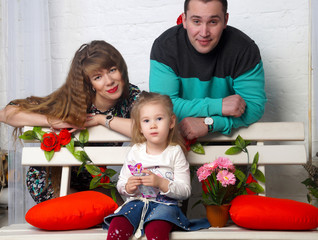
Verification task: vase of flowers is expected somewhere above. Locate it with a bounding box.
[194,136,266,227]
[205,204,231,228]
[196,157,236,227]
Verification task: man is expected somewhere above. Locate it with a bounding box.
[149,0,267,139]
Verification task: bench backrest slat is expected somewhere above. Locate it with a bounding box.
[23,122,305,143]
[21,122,307,198]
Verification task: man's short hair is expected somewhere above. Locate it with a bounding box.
[184,0,228,16]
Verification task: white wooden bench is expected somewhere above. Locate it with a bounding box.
[1,122,318,240]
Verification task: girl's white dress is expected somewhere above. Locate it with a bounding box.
[104,143,210,238]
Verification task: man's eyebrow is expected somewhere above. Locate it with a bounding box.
[190,15,221,19]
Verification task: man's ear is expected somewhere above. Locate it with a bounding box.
[170,115,176,129]
[224,13,229,28]
[182,13,187,29]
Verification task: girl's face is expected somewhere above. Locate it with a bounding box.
[139,102,175,151]
[89,67,124,108]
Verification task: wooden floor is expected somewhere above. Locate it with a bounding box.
[1,223,317,240]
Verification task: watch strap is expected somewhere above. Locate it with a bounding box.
[105,114,114,129]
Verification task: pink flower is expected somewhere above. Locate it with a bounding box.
[215,157,234,171]
[197,167,211,182]
[216,170,236,187]
[203,162,217,171]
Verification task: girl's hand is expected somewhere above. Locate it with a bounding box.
[141,170,169,193]
[125,176,142,194]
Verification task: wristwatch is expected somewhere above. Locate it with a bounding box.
[105,113,114,129]
[204,117,214,132]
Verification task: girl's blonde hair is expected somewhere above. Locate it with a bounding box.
[131,91,186,153]
[10,40,129,127]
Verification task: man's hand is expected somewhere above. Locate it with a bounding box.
[222,95,246,117]
[179,117,208,140]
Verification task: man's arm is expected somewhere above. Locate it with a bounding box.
[150,60,266,136]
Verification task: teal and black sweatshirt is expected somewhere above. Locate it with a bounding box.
[149,24,267,135]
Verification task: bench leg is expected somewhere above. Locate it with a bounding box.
[60,166,71,197]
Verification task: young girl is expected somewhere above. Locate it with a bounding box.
[104,91,209,240]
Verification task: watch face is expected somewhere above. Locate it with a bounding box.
[205,117,213,125]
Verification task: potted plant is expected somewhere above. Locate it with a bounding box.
[302,161,318,207]
[193,135,266,227]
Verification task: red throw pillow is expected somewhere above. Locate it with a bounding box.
[230,195,318,230]
[25,191,118,230]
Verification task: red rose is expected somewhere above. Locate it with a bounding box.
[92,167,110,184]
[41,132,61,152]
[59,129,72,146]
[246,173,258,195]
[176,13,183,25]
[184,137,197,151]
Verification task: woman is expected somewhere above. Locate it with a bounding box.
[0,40,140,203]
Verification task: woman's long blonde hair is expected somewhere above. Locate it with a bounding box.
[130,91,186,153]
[10,40,130,127]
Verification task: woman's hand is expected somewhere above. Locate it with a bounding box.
[84,114,104,128]
[125,176,142,194]
[141,170,169,193]
[49,119,81,133]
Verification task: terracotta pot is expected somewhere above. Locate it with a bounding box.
[205,204,230,228]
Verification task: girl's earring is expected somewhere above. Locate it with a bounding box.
[92,87,96,92]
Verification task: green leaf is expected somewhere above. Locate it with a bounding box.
[308,187,318,198]
[235,135,246,149]
[190,142,205,154]
[79,129,89,144]
[77,163,85,176]
[73,150,91,163]
[253,152,259,165]
[234,169,246,182]
[301,178,317,188]
[100,182,116,189]
[251,163,257,175]
[225,146,242,155]
[44,150,54,161]
[111,188,117,202]
[73,150,85,162]
[307,193,312,203]
[247,182,264,193]
[19,130,37,140]
[89,176,102,189]
[254,169,266,183]
[191,199,202,209]
[105,168,117,178]
[33,127,46,140]
[66,138,75,154]
[85,164,101,176]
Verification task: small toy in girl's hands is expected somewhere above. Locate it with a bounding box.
[128,163,157,198]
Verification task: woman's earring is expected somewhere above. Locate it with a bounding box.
[92,87,96,92]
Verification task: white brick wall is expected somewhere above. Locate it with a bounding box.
[0,0,311,207]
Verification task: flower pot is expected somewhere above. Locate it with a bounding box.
[205,204,230,228]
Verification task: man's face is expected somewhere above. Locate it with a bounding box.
[182,0,228,54]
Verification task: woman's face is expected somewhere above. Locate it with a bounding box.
[89,67,125,107]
